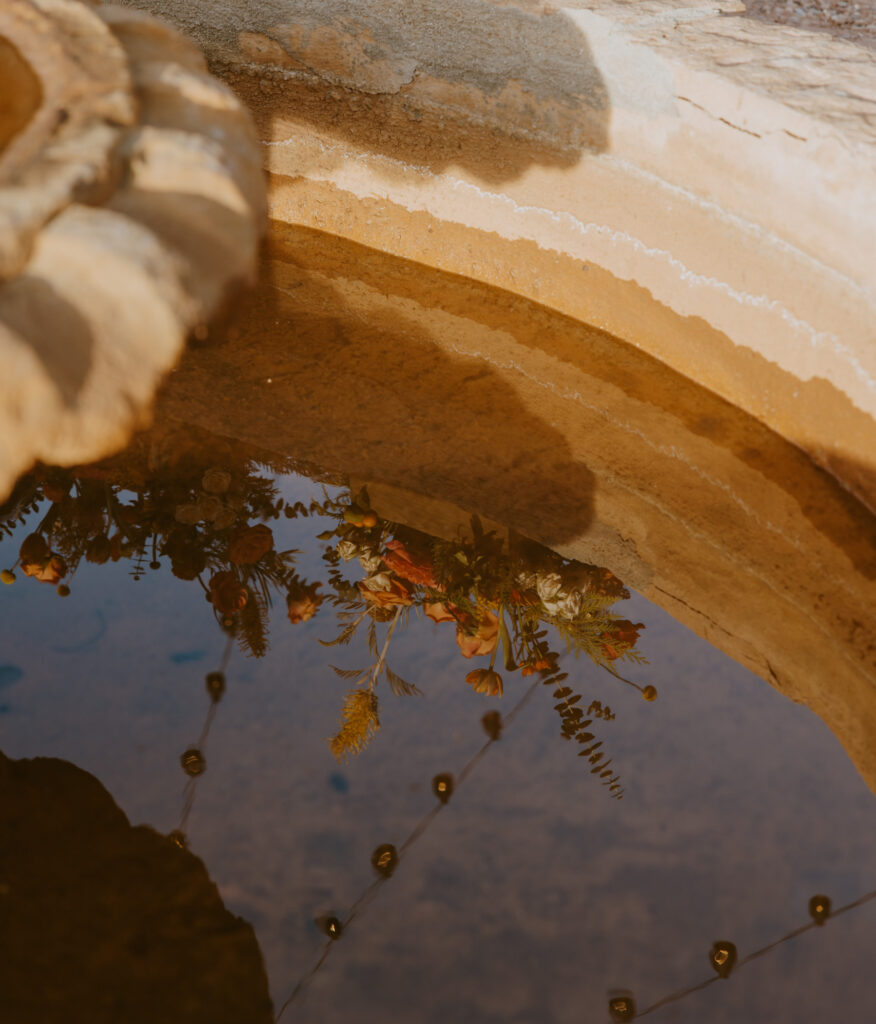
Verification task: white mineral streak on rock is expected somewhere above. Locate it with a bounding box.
[0,0,266,500]
[266,131,873,389]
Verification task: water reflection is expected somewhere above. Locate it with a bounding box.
[0,427,307,659]
[2,235,876,1021]
[1,427,651,785]
[151,225,876,794]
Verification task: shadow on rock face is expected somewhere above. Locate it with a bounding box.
[0,276,95,406]
[156,234,597,545]
[0,750,273,1024]
[205,0,611,185]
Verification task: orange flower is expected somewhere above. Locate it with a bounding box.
[287,581,324,624]
[456,610,499,659]
[520,656,554,677]
[601,619,644,660]
[424,601,457,624]
[209,571,248,615]
[358,575,413,608]
[19,534,66,583]
[228,523,273,565]
[382,540,438,587]
[613,620,644,645]
[466,668,503,697]
[21,554,67,585]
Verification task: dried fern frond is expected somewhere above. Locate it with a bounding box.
[328,689,380,761]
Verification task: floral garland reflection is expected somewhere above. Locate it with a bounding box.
[1,433,655,795]
[0,427,314,658]
[310,486,653,796]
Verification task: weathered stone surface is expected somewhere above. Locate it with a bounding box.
[124,0,876,511]
[0,0,265,501]
[746,0,876,50]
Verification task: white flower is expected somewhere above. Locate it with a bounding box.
[359,552,383,574]
[337,540,359,562]
[557,591,582,620]
[536,571,563,603]
[516,570,537,591]
[361,572,393,592]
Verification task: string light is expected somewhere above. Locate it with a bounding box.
[608,993,636,1021]
[633,890,876,1018]
[274,679,542,1020]
[180,747,206,777]
[432,773,454,804]
[371,844,399,878]
[709,941,737,979]
[809,895,831,926]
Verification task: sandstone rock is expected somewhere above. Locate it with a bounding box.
[0,0,265,501]
[125,0,876,510]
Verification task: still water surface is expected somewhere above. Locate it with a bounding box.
[1,424,873,1024]
[1,235,875,1023]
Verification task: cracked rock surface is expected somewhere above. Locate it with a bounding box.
[0,0,266,502]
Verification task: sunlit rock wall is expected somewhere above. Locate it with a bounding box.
[123,0,876,511]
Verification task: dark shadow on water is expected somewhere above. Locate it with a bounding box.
[0,749,273,1024]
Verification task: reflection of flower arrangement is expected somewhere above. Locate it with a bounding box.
[313,488,650,792]
[0,427,314,658]
[2,447,652,798]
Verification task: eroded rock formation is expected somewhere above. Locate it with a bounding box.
[0,0,265,501]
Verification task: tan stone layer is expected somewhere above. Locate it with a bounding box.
[129,0,875,509]
[259,167,876,513]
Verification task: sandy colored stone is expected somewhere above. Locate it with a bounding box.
[745,0,876,49]
[125,0,876,510]
[0,0,266,501]
[0,37,42,153]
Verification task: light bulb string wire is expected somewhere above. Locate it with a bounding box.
[177,635,233,834]
[274,677,541,1021]
[635,888,876,1018]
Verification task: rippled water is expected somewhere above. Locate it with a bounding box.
[1,236,875,1023]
